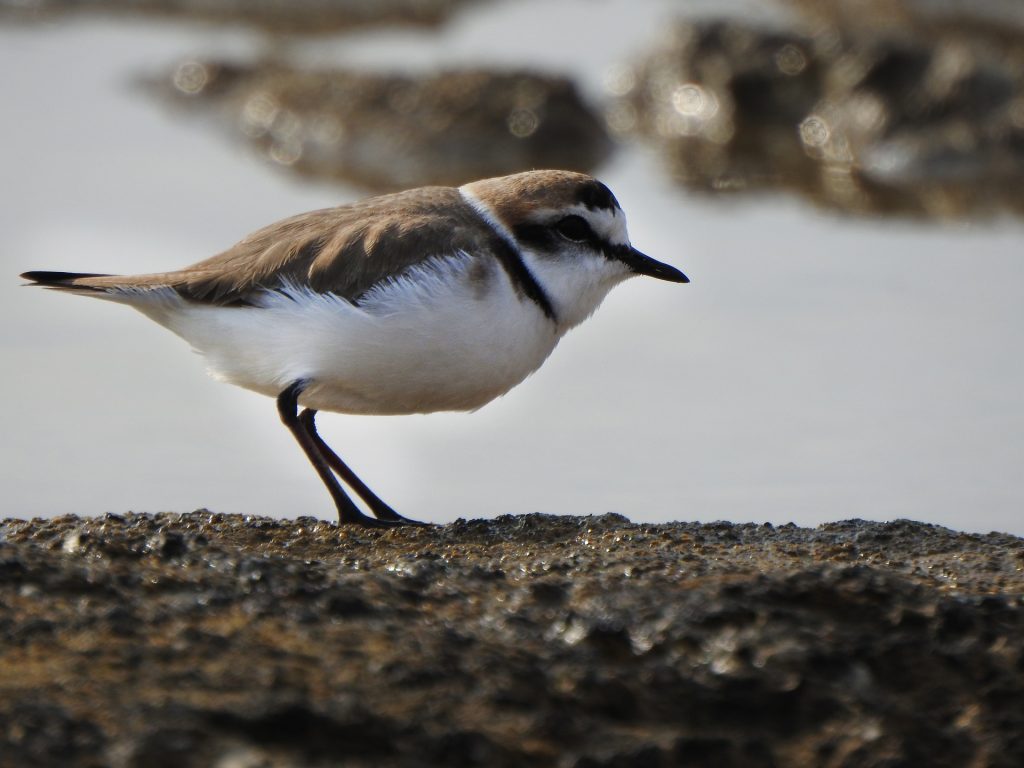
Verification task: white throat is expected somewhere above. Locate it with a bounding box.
[519,248,632,332]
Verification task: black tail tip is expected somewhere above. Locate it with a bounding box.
[20,271,108,286]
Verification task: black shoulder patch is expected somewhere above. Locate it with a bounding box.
[577,181,619,212]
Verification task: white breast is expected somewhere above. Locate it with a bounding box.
[137,253,561,415]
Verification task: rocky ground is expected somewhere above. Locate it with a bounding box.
[1,512,1022,767]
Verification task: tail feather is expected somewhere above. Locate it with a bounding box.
[20,271,118,293]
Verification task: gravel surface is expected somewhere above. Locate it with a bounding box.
[1,512,1022,767]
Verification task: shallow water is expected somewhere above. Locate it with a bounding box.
[3,1,1023,534]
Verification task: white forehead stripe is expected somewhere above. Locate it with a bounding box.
[564,203,630,247]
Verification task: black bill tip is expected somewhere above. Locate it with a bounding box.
[618,247,689,283]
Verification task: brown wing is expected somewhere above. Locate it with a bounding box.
[39,186,493,306]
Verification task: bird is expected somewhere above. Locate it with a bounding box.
[21,170,688,527]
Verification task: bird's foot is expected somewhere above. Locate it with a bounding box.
[381,514,434,527]
[338,510,432,528]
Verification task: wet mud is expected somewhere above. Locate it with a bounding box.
[2,512,1022,767]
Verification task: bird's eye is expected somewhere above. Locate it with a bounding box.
[554,215,593,243]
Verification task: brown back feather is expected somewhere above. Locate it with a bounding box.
[57,186,492,305]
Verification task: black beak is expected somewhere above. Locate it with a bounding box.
[616,246,689,283]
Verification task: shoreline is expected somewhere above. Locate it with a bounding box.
[2,512,1022,766]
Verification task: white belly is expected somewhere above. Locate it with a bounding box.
[147,254,561,415]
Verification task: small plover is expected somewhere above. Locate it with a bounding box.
[21,170,688,526]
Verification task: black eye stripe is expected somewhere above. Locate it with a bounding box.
[512,222,623,265]
[511,223,554,252]
[554,215,593,243]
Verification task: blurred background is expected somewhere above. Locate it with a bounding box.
[2,0,1023,533]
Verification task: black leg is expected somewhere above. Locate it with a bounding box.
[277,382,393,527]
[299,408,428,526]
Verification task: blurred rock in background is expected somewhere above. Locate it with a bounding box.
[11,0,1024,215]
[149,59,613,190]
[610,14,1024,217]
[785,0,1024,34]
[0,0,487,33]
